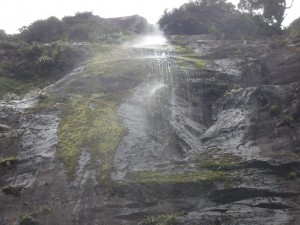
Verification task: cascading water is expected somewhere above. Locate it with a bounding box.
[113,33,204,182]
[113,34,178,180]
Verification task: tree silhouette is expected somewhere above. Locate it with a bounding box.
[238,0,295,29]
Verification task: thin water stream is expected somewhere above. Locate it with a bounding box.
[113,34,182,180]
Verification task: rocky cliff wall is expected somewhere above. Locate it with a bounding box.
[0,35,299,225]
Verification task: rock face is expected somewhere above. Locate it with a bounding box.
[165,36,300,224]
[0,34,299,225]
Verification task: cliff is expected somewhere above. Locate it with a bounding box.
[0,34,299,225]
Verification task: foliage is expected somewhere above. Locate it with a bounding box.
[284,115,294,126]
[288,171,297,180]
[195,148,243,170]
[39,206,53,215]
[20,17,64,43]
[0,29,7,40]
[238,0,291,31]
[57,93,126,181]
[2,185,23,197]
[159,0,259,39]
[19,214,39,225]
[17,12,147,43]
[139,214,179,225]
[0,13,147,98]
[158,0,289,37]
[0,157,18,169]
[0,40,17,49]
[0,42,85,97]
[125,170,226,184]
[289,17,300,37]
[172,44,206,68]
[269,105,280,116]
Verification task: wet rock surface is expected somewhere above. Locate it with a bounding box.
[0,35,299,225]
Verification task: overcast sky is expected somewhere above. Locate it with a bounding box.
[0,0,299,34]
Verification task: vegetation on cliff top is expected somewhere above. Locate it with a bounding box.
[289,17,300,37]
[0,41,85,98]
[158,0,294,38]
[0,12,148,98]
[18,12,148,43]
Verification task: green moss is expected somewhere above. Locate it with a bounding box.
[0,156,18,168]
[173,44,190,54]
[195,149,243,171]
[232,84,241,90]
[57,94,126,181]
[56,42,145,184]
[175,56,206,69]
[19,214,39,225]
[125,170,226,184]
[26,94,62,114]
[269,105,280,116]
[39,205,53,215]
[284,115,295,126]
[288,171,297,180]
[139,213,179,225]
[2,185,23,197]
[0,77,34,98]
[198,155,242,170]
[172,44,206,69]
[83,49,142,79]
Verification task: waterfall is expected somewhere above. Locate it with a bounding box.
[112,32,204,182]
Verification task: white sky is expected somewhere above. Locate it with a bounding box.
[0,0,299,34]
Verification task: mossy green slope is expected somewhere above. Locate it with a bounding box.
[55,43,143,182]
[57,94,126,180]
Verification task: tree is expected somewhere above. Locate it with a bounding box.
[158,0,260,38]
[289,17,300,37]
[238,0,294,29]
[0,29,7,40]
[20,16,64,43]
[194,0,235,12]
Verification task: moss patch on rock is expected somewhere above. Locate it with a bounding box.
[19,214,39,225]
[83,44,143,79]
[55,42,146,183]
[0,156,18,169]
[172,44,206,69]
[139,213,180,225]
[26,93,63,114]
[288,171,298,180]
[125,170,226,184]
[196,148,243,171]
[57,94,126,180]
[0,77,35,99]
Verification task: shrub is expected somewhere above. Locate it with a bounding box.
[0,157,18,169]
[269,105,280,116]
[284,115,295,126]
[289,17,300,38]
[2,185,23,197]
[19,214,39,225]
[288,171,297,180]
[0,41,17,49]
[138,214,179,225]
